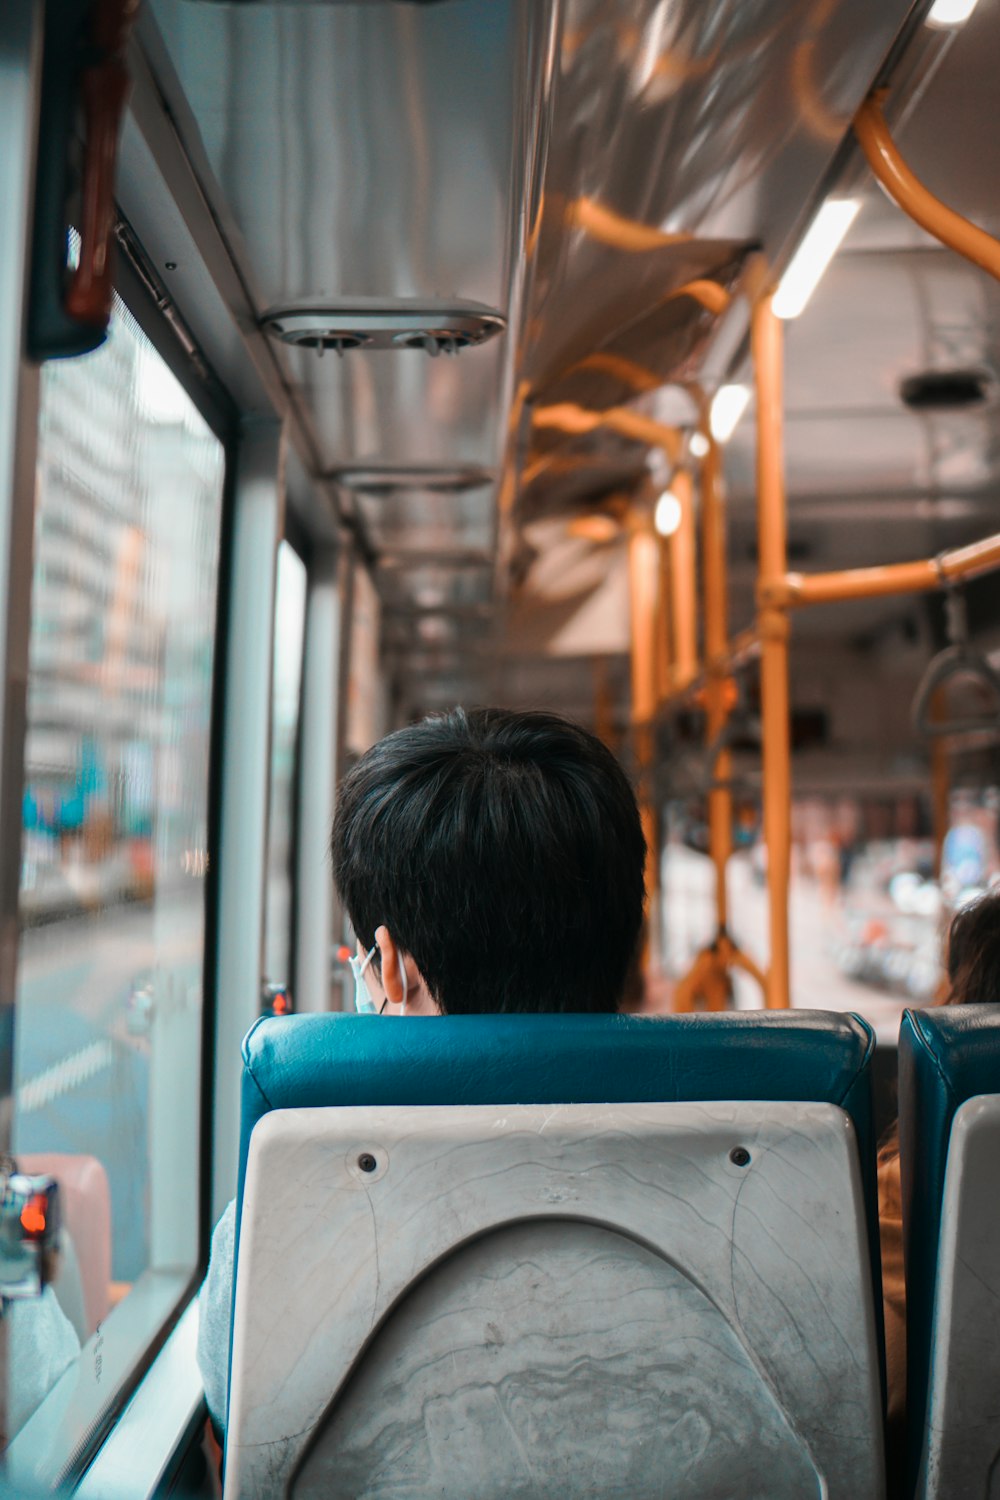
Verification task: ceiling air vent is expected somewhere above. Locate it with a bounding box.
[899,369,991,411]
[332,464,493,492]
[261,303,505,356]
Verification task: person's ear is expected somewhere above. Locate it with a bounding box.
[374,925,408,1005]
[374,926,438,1013]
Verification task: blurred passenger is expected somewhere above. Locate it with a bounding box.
[197,707,646,1432]
[812,836,841,909]
[879,889,1000,1486]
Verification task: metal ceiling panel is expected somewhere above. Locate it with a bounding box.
[784,250,1000,416]
[725,408,997,504]
[148,0,556,475]
[354,482,494,556]
[295,341,507,470]
[151,1,523,307]
[517,0,918,405]
[375,560,494,611]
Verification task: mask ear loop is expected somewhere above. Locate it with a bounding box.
[399,953,409,1015]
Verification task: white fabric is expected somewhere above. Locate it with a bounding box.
[8,1285,80,1435]
[197,1197,236,1433]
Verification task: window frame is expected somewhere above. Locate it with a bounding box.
[5,223,238,1490]
[263,532,309,1002]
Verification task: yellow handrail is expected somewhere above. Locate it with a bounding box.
[670,93,1000,1015]
[753,295,793,1010]
[674,934,767,1012]
[628,517,662,957]
[700,428,734,939]
[762,530,1000,609]
[854,91,1000,285]
[532,401,682,461]
[668,468,699,688]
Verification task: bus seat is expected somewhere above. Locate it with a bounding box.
[19,1152,111,1337]
[224,1012,884,1499]
[897,1004,1000,1499]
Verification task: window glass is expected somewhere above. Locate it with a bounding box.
[263,541,307,991]
[9,293,225,1446]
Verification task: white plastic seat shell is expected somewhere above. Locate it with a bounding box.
[225,1100,884,1500]
[916,1094,1000,1500]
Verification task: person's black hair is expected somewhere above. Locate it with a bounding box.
[331,706,646,1014]
[946,889,1000,1002]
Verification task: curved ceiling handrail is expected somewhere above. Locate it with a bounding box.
[911,647,1000,739]
[854,90,1000,283]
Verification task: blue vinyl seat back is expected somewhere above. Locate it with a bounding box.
[235,1009,879,1273]
[898,1003,1000,1490]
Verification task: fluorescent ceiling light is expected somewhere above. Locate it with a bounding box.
[655,489,683,538]
[773,199,860,320]
[689,431,710,459]
[927,0,980,26]
[709,385,750,444]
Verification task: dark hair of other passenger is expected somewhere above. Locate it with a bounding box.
[944,888,1000,1004]
[879,889,1000,1163]
[331,706,647,1015]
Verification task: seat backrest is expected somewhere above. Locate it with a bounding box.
[234,1010,879,1236]
[224,1011,881,1497]
[226,1098,883,1499]
[897,1004,1000,1497]
[917,1095,1000,1498]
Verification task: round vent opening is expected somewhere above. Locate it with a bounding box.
[900,369,991,411]
[309,334,370,354]
[265,322,371,354]
[393,331,474,356]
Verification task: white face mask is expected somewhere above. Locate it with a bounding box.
[350,944,379,1014]
[350,940,409,1014]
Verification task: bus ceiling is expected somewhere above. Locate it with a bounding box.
[30,0,1000,723]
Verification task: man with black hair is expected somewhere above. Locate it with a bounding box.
[197,707,646,1431]
[335,707,647,1018]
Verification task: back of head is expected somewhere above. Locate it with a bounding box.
[331,707,646,1014]
[946,889,1000,1005]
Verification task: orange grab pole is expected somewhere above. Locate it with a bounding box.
[661,625,761,710]
[532,402,682,463]
[655,531,674,706]
[628,521,662,953]
[669,468,699,690]
[940,532,1000,585]
[753,295,792,1010]
[700,431,733,935]
[765,530,1000,609]
[568,197,693,253]
[854,92,1000,286]
[674,934,766,1013]
[674,429,770,1013]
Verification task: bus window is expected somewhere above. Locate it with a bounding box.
[9,291,225,1453]
[262,541,307,995]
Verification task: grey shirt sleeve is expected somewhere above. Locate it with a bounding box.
[197,1197,236,1434]
[8,1286,81,1435]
